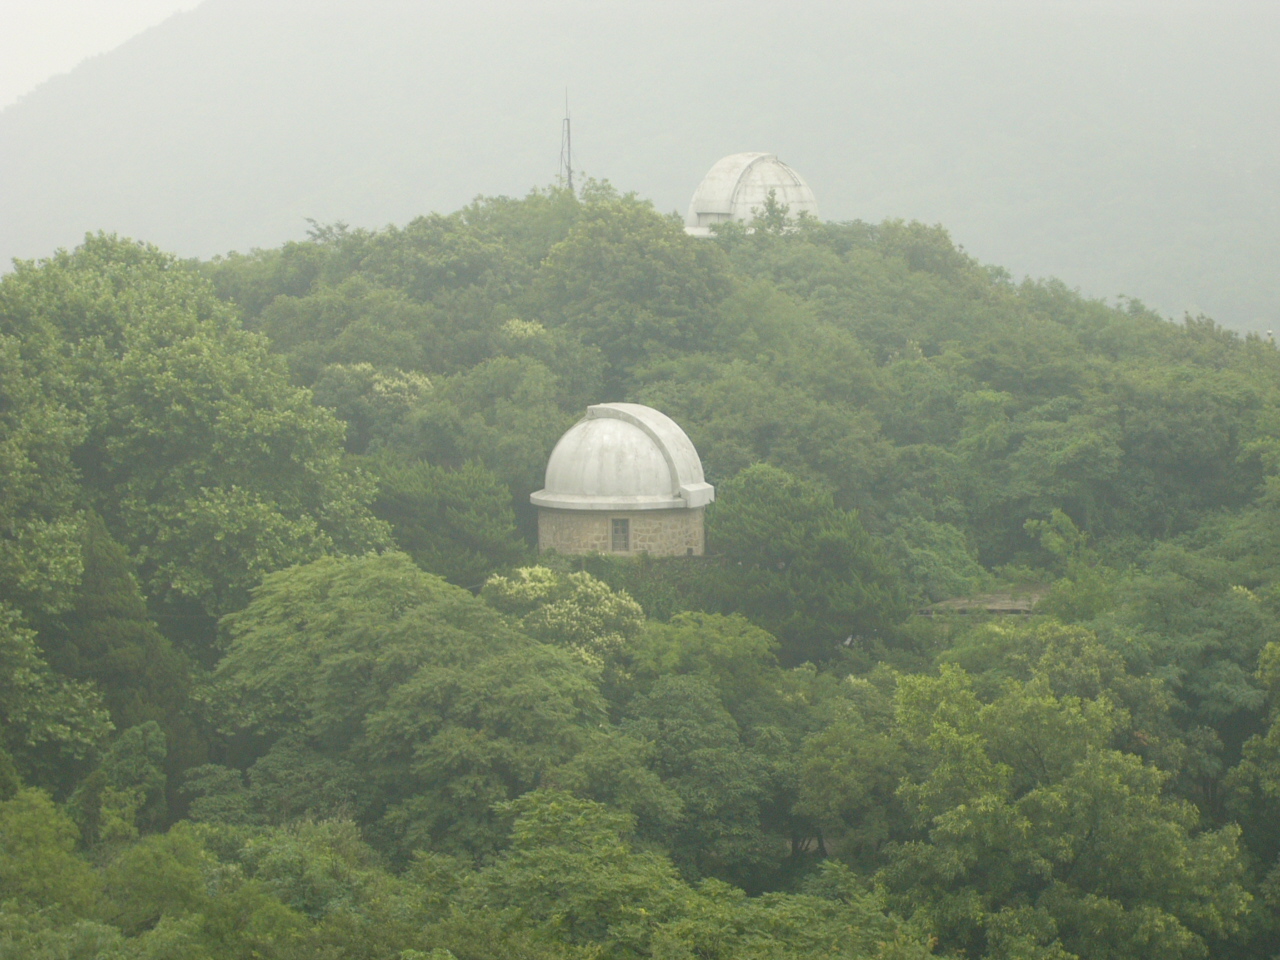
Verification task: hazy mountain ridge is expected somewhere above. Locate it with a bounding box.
[3,0,1278,330]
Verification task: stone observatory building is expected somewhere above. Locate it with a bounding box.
[684,152,819,237]
[531,403,714,556]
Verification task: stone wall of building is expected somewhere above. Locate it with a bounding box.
[537,508,705,557]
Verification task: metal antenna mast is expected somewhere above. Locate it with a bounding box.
[558,90,574,192]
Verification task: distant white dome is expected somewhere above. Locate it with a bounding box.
[685,152,819,236]
[531,403,714,511]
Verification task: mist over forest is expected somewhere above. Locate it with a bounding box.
[7,5,1280,959]
[6,174,1280,958]
[2,0,1279,331]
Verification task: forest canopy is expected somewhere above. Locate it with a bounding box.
[3,186,1280,959]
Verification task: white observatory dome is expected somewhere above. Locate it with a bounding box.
[531,403,714,511]
[685,152,819,237]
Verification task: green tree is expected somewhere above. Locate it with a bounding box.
[0,603,111,788]
[310,361,433,454]
[1226,640,1280,885]
[465,790,686,956]
[37,512,202,779]
[622,675,777,887]
[638,352,886,508]
[797,670,909,869]
[0,235,391,628]
[394,355,577,530]
[367,634,606,856]
[886,517,992,603]
[69,721,167,844]
[255,277,439,384]
[531,190,734,386]
[373,457,528,589]
[482,566,644,668]
[357,211,526,306]
[748,188,797,235]
[1117,536,1277,737]
[0,910,122,960]
[617,612,825,888]
[706,463,907,663]
[1025,509,1117,621]
[0,788,99,913]
[214,552,607,857]
[882,665,1250,960]
[653,863,934,960]
[465,789,932,960]
[939,619,1182,771]
[0,334,85,621]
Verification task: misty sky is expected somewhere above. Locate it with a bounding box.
[0,0,199,108]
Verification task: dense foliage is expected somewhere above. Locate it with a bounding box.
[3,186,1280,958]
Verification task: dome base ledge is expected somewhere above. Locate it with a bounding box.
[530,492,689,511]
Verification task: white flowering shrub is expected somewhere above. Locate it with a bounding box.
[482,566,644,667]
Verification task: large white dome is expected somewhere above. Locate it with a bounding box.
[685,152,819,236]
[531,403,714,511]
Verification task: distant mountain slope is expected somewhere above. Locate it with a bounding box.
[2,0,1278,330]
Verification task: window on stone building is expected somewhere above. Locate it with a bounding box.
[611,518,630,552]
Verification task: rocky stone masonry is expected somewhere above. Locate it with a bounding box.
[538,508,705,556]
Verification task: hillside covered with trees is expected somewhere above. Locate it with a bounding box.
[4,185,1280,959]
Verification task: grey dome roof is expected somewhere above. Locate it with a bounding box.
[531,403,714,511]
[685,152,819,236]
